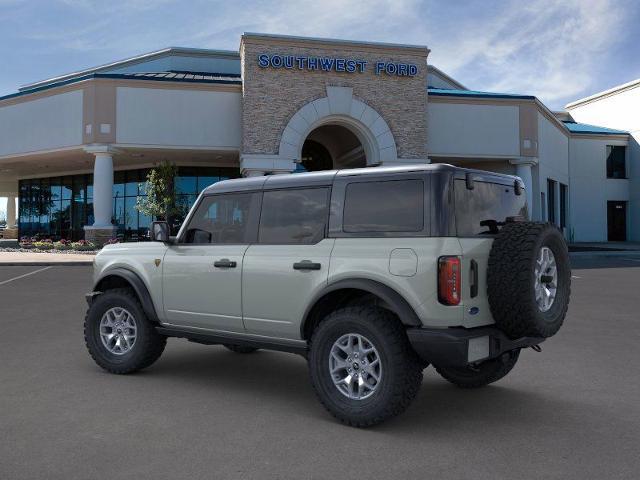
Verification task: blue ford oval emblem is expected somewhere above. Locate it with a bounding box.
[469,307,480,315]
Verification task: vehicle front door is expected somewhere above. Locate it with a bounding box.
[162,192,260,332]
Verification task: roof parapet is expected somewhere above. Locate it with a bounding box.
[565,78,640,109]
[19,47,240,93]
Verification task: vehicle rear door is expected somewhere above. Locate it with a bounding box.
[242,187,334,340]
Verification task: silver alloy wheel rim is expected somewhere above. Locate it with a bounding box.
[99,307,137,355]
[329,333,382,400]
[534,246,558,312]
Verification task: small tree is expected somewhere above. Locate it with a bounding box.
[136,161,181,232]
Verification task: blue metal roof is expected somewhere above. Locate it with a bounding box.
[562,121,628,135]
[123,71,241,82]
[428,87,535,100]
[0,71,242,103]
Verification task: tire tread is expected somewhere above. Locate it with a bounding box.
[309,306,423,428]
[487,222,571,339]
[84,288,167,374]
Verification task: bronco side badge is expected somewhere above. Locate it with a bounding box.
[154,259,161,267]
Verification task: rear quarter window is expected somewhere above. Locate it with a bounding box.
[455,180,527,235]
[343,179,424,233]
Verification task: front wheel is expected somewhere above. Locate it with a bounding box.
[309,306,423,427]
[84,288,167,374]
[435,349,520,388]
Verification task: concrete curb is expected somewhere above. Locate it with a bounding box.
[570,251,640,258]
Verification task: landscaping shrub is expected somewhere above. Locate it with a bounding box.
[71,240,97,251]
[53,239,73,250]
[33,239,54,250]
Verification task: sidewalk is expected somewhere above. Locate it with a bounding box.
[0,251,95,266]
[569,242,640,252]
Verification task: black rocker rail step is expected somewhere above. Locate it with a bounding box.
[155,326,308,356]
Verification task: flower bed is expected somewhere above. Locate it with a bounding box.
[1,236,103,254]
[0,247,98,255]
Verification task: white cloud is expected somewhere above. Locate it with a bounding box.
[4,0,634,109]
[426,0,628,107]
[180,0,629,107]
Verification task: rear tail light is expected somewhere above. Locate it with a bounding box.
[438,256,461,306]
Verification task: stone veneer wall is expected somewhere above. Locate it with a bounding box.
[240,36,429,160]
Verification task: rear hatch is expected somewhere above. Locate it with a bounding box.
[453,170,527,327]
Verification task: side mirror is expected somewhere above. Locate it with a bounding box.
[151,221,170,242]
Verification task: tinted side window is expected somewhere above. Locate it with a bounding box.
[454,180,527,235]
[606,145,626,178]
[183,193,258,244]
[259,188,330,244]
[343,180,424,233]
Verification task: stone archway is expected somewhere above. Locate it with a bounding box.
[278,86,398,169]
[301,123,365,171]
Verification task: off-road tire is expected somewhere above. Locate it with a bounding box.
[435,349,520,388]
[309,306,423,427]
[84,288,167,374]
[223,344,259,354]
[487,222,571,339]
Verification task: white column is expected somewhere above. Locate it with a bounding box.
[516,163,533,218]
[92,152,115,227]
[243,169,266,178]
[6,195,16,228]
[240,154,295,177]
[510,158,538,220]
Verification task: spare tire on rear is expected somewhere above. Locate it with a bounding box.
[487,222,570,339]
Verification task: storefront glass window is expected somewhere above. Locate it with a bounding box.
[18,167,239,241]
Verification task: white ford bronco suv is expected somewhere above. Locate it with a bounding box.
[84,164,570,427]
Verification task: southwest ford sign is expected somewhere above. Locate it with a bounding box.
[257,54,418,77]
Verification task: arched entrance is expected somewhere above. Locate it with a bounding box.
[300,124,366,171]
[277,86,399,174]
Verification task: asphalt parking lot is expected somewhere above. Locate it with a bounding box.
[1,257,639,480]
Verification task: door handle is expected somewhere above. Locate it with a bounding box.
[293,260,321,271]
[469,259,478,298]
[214,258,237,268]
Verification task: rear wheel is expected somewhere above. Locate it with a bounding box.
[435,349,520,388]
[309,306,423,427]
[84,288,166,374]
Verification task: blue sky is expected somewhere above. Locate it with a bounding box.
[1,0,639,216]
[0,0,639,109]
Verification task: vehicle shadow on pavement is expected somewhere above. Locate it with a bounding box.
[133,343,586,432]
[388,377,568,431]
[144,344,320,406]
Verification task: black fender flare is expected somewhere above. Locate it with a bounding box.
[92,268,159,323]
[301,278,422,337]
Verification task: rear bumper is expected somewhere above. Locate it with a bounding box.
[406,326,543,367]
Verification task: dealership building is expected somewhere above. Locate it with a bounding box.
[0,33,637,243]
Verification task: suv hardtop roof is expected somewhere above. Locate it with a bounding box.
[202,164,523,195]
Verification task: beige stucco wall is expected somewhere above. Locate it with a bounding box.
[567,85,640,241]
[240,35,429,160]
[427,101,520,157]
[0,90,83,157]
[116,86,242,148]
[569,136,629,241]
